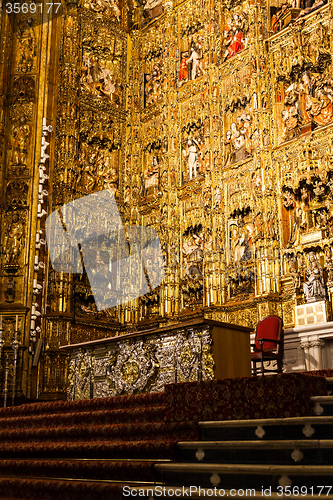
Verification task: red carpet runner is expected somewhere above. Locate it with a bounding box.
[0,373,327,499]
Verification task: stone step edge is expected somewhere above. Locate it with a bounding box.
[311,396,333,402]
[154,463,333,474]
[0,476,159,486]
[177,439,333,449]
[199,416,333,428]
[0,458,172,463]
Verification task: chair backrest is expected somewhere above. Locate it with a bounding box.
[255,315,283,352]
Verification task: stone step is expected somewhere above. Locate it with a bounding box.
[177,439,333,465]
[0,406,166,429]
[312,396,333,416]
[199,416,333,441]
[326,378,333,395]
[154,463,333,490]
[0,477,151,500]
[0,458,159,482]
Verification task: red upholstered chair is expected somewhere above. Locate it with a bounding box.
[251,315,284,375]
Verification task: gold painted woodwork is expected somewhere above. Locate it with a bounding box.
[1,0,333,400]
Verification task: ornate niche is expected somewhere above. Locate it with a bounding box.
[140,113,168,202]
[280,145,333,249]
[181,223,204,309]
[8,109,33,178]
[224,165,257,300]
[271,17,332,146]
[221,61,259,167]
[278,138,333,311]
[1,210,26,271]
[80,23,126,108]
[76,109,122,196]
[142,26,167,108]
[219,0,254,64]
[180,92,211,185]
[177,0,210,88]
[15,16,38,74]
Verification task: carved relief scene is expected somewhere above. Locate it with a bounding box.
[76,111,122,196]
[181,224,204,307]
[80,31,125,107]
[177,0,209,87]
[219,2,253,63]
[270,0,327,33]
[143,27,166,107]
[271,17,332,145]
[82,0,122,24]
[222,63,258,166]
[224,165,258,300]
[280,145,333,248]
[140,114,167,200]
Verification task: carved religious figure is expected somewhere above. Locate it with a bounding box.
[298,71,333,127]
[16,18,36,73]
[76,147,98,193]
[3,213,24,265]
[179,52,189,85]
[178,40,203,86]
[182,139,200,181]
[144,64,163,106]
[230,224,252,263]
[11,117,31,166]
[182,231,204,276]
[186,43,202,80]
[288,255,301,288]
[279,70,333,143]
[224,113,253,164]
[303,252,326,302]
[325,247,333,282]
[97,153,119,193]
[141,156,160,199]
[222,12,249,62]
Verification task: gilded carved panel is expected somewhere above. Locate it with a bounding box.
[221,61,258,167]
[269,9,332,146]
[177,0,212,88]
[80,17,126,108]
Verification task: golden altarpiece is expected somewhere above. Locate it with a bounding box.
[1,0,333,402]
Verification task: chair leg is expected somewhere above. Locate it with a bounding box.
[277,358,283,374]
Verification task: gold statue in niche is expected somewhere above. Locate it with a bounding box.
[16,18,37,73]
[303,252,326,302]
[141,156,160,200]
[2,212,24,265]
[10,117,31,167]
